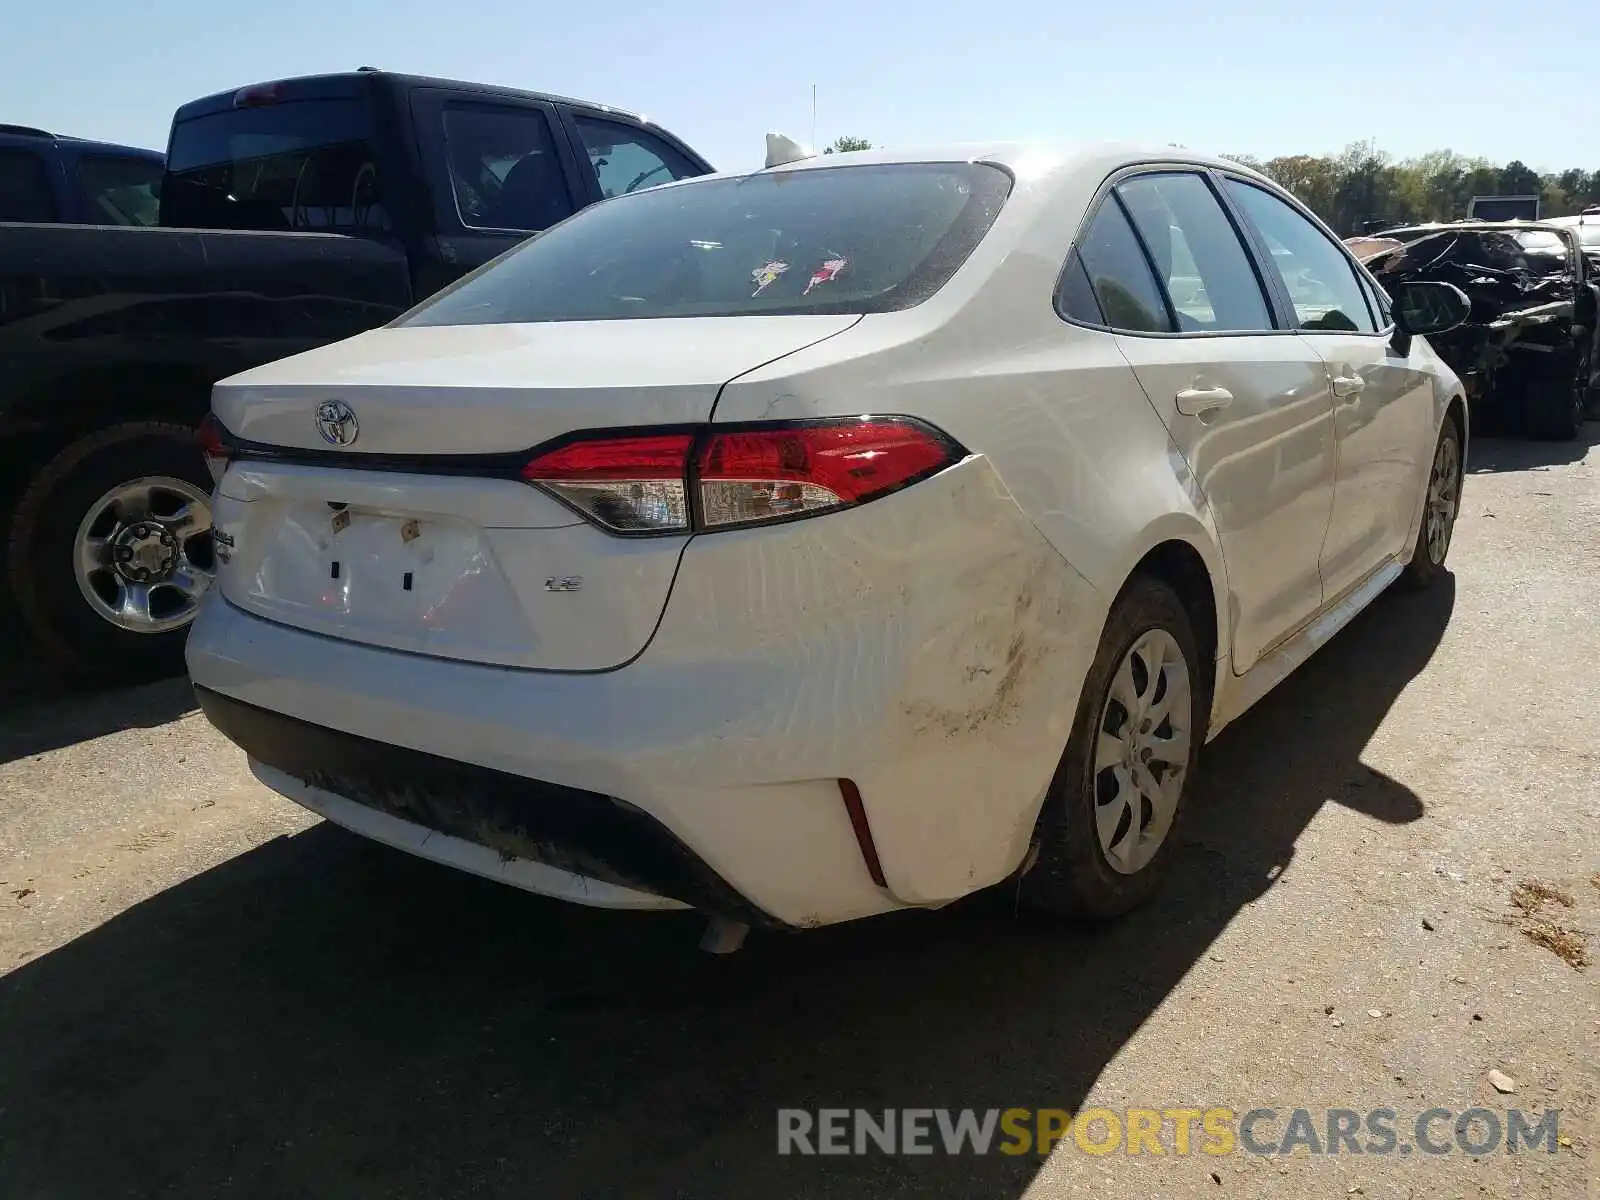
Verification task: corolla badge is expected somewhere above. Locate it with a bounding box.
[315,399,360,447]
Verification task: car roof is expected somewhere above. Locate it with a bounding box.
[668,139,1273,191]
[0,124,163,161]
[172,69,653,127]
[1382,219,1574,238]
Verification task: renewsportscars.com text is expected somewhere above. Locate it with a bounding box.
[776,1106,1563,1157]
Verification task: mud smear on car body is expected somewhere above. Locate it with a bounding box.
[909,584,1051,740]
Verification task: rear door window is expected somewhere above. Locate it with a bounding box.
[164,98,389,232]
[571,116,701,199]
[442,105,575,232]
[78,155,162,226]
[0,149,57,222]
[1115,172,1274,333]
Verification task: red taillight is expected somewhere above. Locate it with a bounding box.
[697,421,954,528]
[521,433,694,532]
[197,413,231,484]
[520,419,960,535]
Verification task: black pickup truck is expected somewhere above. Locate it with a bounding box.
[0,69,713,678]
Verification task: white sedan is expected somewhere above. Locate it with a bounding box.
[188,141,1470,945]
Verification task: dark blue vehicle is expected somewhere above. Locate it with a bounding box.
[0,70,714,678]
[0,125,165,226]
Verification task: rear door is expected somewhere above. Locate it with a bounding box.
[1222,176,1434,602]
[0,145,61,222]
[558,108,711,205]
[409,89,589,286]
[1064,168,1337,672]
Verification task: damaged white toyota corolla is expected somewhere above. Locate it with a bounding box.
[189,141,1471,948]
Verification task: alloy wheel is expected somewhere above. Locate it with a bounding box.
[72,477,216,634]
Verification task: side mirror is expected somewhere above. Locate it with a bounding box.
[1390,281,1470,337]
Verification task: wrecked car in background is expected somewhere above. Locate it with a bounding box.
[1539,208,1600,269]
[1362,222,1600,439]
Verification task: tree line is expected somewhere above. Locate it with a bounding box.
[1215,142,1598,235]
[829,136,1600,235]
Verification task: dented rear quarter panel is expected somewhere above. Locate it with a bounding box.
[648,455,1100,904]
[697,166,1235,898]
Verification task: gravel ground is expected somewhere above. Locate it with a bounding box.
[1,430,1597,1200]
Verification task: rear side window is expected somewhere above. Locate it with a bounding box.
[1224,180,1379,334]
[1116,172,1274,333]
[1056,251,1103,323]
[572,116,701,199]
[1066,199,1173,332]
[0,149,56,222]
[164,98,390,232]
[78,155,162,226]
[400,162,1012,325]
[442,105,575,232]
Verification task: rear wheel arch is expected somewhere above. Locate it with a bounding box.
[1123,538,1220,731]
[1445,393,1468,451]
[1128,540,1218,667]
[2,361,215,459]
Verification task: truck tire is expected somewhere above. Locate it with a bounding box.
[1523,361,1583,441]
[1020,576,1203,919]
[1582,345,1600,421]
[6,421,215,680]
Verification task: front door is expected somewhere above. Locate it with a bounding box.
[1073,169,1337,672]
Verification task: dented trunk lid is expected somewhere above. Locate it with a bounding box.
[209,315,859,670]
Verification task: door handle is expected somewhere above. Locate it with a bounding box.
[1331,374,1365,397]
[1175,386,1234,416]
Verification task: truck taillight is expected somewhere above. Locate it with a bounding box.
[233,83,285,107]
[519,419,962,535]
[197,413,231,484]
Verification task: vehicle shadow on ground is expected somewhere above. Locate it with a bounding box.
[1466,420,1600,473]
[0,666,196,765]
[0,580,1454,1199]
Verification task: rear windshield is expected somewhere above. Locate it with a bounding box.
[162,98,389,233]
[1515,231,1565,253]
[399,162,1013,325]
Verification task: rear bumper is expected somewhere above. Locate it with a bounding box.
[189,591,911,927]
[196,684,778,926]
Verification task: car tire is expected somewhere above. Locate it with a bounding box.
[1397,416,1463,592]
[1020,575,1204,919]
[6,421,216,680]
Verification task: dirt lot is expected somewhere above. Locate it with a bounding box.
[2,431,1598,1200]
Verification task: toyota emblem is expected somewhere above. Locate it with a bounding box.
[315,399,359,447]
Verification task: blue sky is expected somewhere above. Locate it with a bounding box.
[4,0,1596,174]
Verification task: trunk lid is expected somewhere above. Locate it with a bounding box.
[211,315,858,670]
